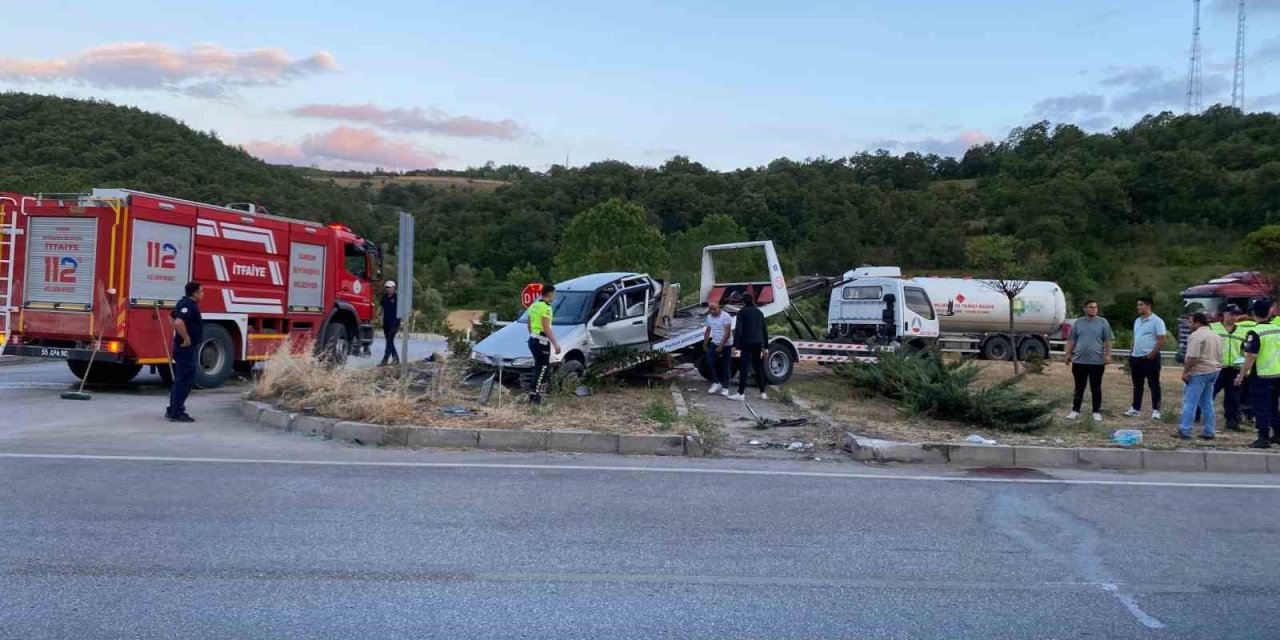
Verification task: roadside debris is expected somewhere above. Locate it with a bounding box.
[438,406,477,417]
[1111,429,1143,447]
[743,403,810,429]
[965,434,997,445]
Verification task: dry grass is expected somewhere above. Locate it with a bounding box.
[252,348,684,434]
[789,360,1263,451]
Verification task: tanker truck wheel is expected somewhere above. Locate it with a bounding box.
[1017,337,1049,362]
[980,335,1014,361]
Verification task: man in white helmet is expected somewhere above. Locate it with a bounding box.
[379,280,401,365]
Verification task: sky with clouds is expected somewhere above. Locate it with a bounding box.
[2,0,1279,171]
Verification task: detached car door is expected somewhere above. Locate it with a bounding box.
[587,283,652,348]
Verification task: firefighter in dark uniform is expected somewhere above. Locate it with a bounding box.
[379,280,400,366]
[527,284,560,404]
[1235,299,1279,448]
[166,281,204,423]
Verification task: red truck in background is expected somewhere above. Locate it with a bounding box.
[0,188,380,387]
[1176,271,1275,362]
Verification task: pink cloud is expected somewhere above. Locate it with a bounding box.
[958,130,992,146]
[290,103,527,140]
[0,43,338,96]
[242,127,448,170]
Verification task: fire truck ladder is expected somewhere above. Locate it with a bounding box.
[0,197,18,356]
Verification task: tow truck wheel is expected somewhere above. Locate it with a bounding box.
[319,322,350,366]
[194,324,235,389]
[67,361,143,385]
[763,345,795,385]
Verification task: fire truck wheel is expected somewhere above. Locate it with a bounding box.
[320,322,350,366]
[67,361,143,385]
[194,324,235,389]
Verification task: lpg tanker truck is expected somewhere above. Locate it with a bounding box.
[827,267,1068,361]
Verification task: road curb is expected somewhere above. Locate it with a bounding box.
[244,397,705,457]
[841,430,1278,474]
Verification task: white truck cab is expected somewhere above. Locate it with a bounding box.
[826,267,941,349]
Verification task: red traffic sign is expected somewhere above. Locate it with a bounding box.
[520,283,543,309]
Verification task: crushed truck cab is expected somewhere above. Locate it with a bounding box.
[0,189,380,387]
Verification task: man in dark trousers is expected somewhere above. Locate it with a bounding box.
[1235,299,1279,448]
[379,280,400,366]
[728,294,769,401]
[166,281,204,423]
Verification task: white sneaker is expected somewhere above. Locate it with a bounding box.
[708,383,722,394]
[720,388,730,397]
[727,393,745,401]
[1065,411,1080,420]
[1151,410,1162,420]
[760,392,768,400]
[1092,413,1103,423]
[1123,408,1141,417]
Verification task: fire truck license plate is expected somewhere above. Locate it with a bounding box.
[40,348,69,358]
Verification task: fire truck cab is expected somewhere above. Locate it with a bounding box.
[0,189,379,387]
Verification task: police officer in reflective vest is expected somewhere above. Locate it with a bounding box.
[1235,299,1280,448]
[1210,304,1246,431]
[527,285,560,404]
[166,281,204,423]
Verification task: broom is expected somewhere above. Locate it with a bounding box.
[61,292,114,401]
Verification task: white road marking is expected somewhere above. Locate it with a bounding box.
[0,383,71,390]
[1,452,1278,489]
[1100,582,1167,629]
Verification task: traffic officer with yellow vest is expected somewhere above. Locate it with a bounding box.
[526,284,560,405]
[1235,299,1280,448]
[1210,304,1247,431]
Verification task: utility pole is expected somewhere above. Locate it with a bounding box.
[1186,0,1203,114]
[1232,0,1246,111]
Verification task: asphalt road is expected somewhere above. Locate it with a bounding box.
[3,351,1280,639]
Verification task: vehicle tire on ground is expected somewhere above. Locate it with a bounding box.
[551,359,585,392]
[1017,337,1049,362]
[763,344,795,385]
[981,335,1014,361]
[694,347,713,381]
[318,322,350,367]
[194,324,235,389]
[67,360,143,385]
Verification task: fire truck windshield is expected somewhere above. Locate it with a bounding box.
[1181,296,1222,316]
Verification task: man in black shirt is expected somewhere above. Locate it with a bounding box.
[379,280,401,366]
[167,281,204,422]
[728,294,769,401]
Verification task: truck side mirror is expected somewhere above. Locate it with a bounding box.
[945,299,956,316]
[592,314,610,327]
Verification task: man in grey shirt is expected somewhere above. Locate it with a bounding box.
[1065,299,1114,422]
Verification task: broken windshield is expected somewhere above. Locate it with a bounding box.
[518,291,596,326]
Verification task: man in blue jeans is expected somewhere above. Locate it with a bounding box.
[1178,313,1222,440]
[703,300,733,396]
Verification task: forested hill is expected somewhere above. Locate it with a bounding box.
[4,92,1280,325]
[0,92,367,225]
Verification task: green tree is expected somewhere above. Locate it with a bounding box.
[553,199,669,279]
[426,254,451,288]
[1239,225,1280,276]
[667,214,748,299]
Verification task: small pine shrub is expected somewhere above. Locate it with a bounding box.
[834,350,1054,432]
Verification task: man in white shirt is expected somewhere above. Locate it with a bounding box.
[703,301,733,395]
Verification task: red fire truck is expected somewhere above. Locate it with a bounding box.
[0,189,380,387]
